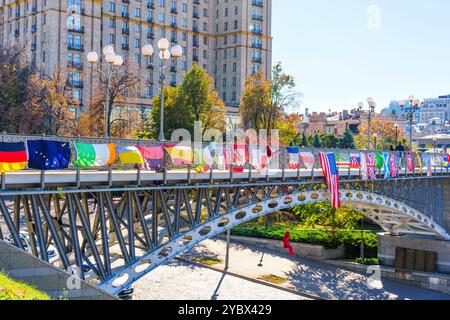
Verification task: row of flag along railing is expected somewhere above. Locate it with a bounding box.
[0,137,448,177]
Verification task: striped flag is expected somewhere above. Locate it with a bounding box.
[319,152,341,208]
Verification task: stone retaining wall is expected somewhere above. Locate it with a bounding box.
[0,240,115,300]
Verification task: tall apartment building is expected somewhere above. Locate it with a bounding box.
[0,0,272,124]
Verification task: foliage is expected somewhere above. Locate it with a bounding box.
[292,202,364,232]
[275,113,301,146]
[300,132,309,147]
[355,258,380,265]
[338,130,356,149]
[320,133,339,148]
[0,273,51,300]
[241,63,301,132]
[312,133,323,148]
[150,65,226,139]
[355,118,407,150]
[76,60,144,138]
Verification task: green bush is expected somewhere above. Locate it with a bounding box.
[230,225,378,258]
[355,258,380,265]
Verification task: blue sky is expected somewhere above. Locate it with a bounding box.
[272,0,450,113]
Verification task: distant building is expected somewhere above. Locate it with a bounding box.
[419,95,450,124]
[297,111,361,136]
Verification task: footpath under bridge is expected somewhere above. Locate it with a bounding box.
[0,134,449,296]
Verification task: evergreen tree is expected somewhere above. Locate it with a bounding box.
[338,130,356,149]
[301,132,309,147]
[312,133,323,148]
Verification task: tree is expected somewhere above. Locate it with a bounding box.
[300,132,309,147]
[312,133,323,148]
[240,63,301,133]
[321,133,339,148]
[355,118,407,150]
[338,130,356,149]
[149,65,226,139]
[77,59,144,137]
[0,46,44,134]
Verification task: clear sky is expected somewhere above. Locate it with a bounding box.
[272,0,450,113]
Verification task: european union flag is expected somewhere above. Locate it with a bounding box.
[27,140,71,170]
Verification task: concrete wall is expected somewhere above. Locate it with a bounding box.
[0,240,115,300]
[226,235,346,261]
[378,233,450,274]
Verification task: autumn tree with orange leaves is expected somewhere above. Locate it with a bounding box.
[355,118,407,150]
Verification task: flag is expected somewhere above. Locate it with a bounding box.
[287,147,300,169]
[335,152,350,168]
[137,146,164,171]
[360,152,368,180]
[366,153,377,180]
[422,154,432,177]
[390,153,398,178]
[375,153,384,171]
[382,152,391,179]
[350,153,361,168]
[0,142,28,173]
[193,146,213,173]
[27,140,71,170]
[407,152,415,173]
[116,146,144,165]
[319,152,341,208]
[73,142,116,167]
[165,145,193,165]
[299,152,315,170]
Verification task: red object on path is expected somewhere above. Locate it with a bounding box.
[282,232,294,256]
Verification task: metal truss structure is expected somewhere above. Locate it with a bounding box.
[0,176,448,296]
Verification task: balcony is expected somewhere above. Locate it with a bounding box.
[170,7,178,14]
[170,81,177,87]
[68,43,84,51]
[251,42,262,49]
[251,29,263,35]
[31,25,37,33]
[252,14,263,21]
[193,12,200,19]
[122,28,130,35]
[121,12,129,19]
[170,37,177,43]
[68,26,85,33]
[122,0,130,3]
[68,61,83,69]
[193,55,199,62]
[193,41,199,47]
[147,2,155,9]
[67,80,83,88]
[146,64,154,70]
[14,30,20,37]
[170,22,177,28]
[147,33,154,39]
[122,43,129,51]
[147,17,153,23]
[252,57,262,63]
[15,12,20,19]
[32,6,37,14]
[252,0,264,8]
[170,66,177,73]
[31,43,36,51]
[193,0,200,4]
[192,25,199,33]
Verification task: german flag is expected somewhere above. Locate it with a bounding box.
[0,142,28,173]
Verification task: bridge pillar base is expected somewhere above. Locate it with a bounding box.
[378,233,450,274]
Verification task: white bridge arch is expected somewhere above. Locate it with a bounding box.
[99,189,450,295]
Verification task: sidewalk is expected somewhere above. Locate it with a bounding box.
[181,238,450,300]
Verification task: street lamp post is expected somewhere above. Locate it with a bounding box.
[87,46,124,138]
[359,98,376,150]
[141,39,182,141]
[394,123,399,146]
[399,96,421,150]
[433,137,437,153]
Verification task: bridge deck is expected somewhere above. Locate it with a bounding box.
[0,168,434,188]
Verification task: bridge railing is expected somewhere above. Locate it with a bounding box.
[0,133,448,188]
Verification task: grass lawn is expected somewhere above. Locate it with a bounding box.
[0,273,51,300]
[191,257,223,266]
[257,274,288,285]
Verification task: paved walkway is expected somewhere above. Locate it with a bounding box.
[180,238,450,300]
[133,260,308,300]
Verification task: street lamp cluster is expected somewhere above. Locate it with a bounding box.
[399,95,421,150]
[87,39,183,140]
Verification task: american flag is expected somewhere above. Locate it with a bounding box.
[319,152,341,208]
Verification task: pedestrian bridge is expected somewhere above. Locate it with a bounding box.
[0,135,449,296]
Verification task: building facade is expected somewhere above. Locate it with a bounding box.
[419,95,450,124]
[0,0,272,123]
